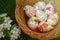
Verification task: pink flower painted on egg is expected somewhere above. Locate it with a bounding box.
[24,5,36,17]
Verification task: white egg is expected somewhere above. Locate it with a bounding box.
[24,5,36,17]
[38,21,53,32]
[44,4,54,15]
[34,2,46,10]
[47,13,58,26]
[36,10,47,21]
[28,17,39,32]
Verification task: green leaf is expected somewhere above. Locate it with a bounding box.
[10,24,16,31]
[4,36,10,40]
[0,17,4,24]
[2,28,11,37]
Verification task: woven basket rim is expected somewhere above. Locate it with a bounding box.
[15,0,60,40]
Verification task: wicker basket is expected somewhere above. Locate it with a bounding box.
[15,0,60,40]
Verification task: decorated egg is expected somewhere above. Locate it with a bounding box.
[28,17,39,32]
[38,21,54,32]
[36,10,47,21]
[34,2,46,11]
[44,4,54,15]
[47,13,58,26]
[24,5,36,17]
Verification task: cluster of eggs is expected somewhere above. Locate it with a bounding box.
[24,2,58,32]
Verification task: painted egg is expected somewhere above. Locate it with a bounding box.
[34,2,46,11]
[38,21,54,32]
[36,10,47,21]
[44,4,54,15]
[47,12,58,26]
[24,5,36,17]
[28,17,39,32]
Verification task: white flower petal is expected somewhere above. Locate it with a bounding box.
[10,35,18,39]
[0,13,7,17]
[0,24,4,31]
[11,27,21,34]
[4,17,12,23]
[3,23,11,29]
[10,37,15,40]
[0,32,4,38]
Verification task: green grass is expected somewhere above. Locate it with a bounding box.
[0,0,16,21]
[0,0,60,40]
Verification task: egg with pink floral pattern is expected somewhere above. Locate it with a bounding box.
[24,5,36,17]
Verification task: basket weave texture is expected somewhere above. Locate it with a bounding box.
[15,0,60,40]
